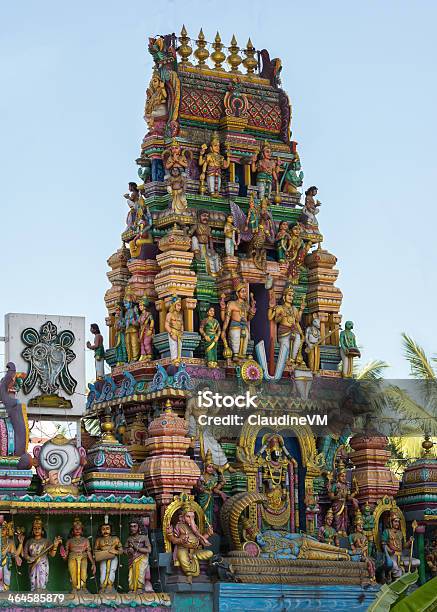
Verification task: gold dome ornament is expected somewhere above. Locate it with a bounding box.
[178,25,192,65]
[227,35,242,73]
[243,38,258,75]
[100,413,117,443]
[211,32,226,70]
[194,29,209,68]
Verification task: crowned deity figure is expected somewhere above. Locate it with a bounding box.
[0,521,23,592]
[220,284,256,361]
[23,517,62,592]
[301,186,321,229]
[327,461,359,536]
[382,511,419,579]
[199,306,221,368]
[339,321,361,378]
[166,167,188,214]
[94,522,123,593]
[198,132,230,196]
[275,221,291,263]
[196,450,227,526]
[251,141,281,200]
[283,152,304,195]
[349,511,375,581]
[123,291,140,363]
[124,519,153,593]
[138,298,154,361]
[61,518,95,592]
[144,70,168,131]
[165,296,184,364]
[223,214,240,257]
[189,210,221,275]
[87,323,105,380]
[287,223,312,284]
[114,304,128,365]
[257,434,293,529]
[318,509,339,547]
[124,182,145,230]
[268,284,305,367]
[249,198,275,271]
[305,318,322,372]
[165,501,214,582]
[162,138,190,174]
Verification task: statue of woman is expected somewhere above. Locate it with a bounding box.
[199,306,221,368]
[114,305,128,366]
[23,517,62,592]
[0,521,23,592]
[301,186,321,229]
[275,221,290,262]
[165,296,184,364]
[138,299,154,361]
[286,223,312,284]
[196,451,227,526]
[223,214,240,257]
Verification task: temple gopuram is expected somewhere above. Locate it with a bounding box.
[1,27,436,612]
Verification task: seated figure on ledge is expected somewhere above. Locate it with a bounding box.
[242,521,350,561]
[318,508,340,547]
[382,511,419,580]
[349,511,375,581]
[339,321,361,378]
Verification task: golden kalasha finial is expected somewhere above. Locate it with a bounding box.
[211,31,226,70]
[178,24,192,65]
[194,28,209,68]
[243,38,257,75]
[227,34,242,73]
[164,399,173,413]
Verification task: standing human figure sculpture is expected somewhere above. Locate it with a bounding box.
[124,182,145,230]
[0,521,23,592]
[223,214,240,257]
[162,138,190,175]
[305,318,321,372]
[165,296,184,364]
[220,284,256,361]
[268,285,305,367]
[124,519,153,593]
[275,221,291,263]
[138,298,154,361]
[189,210,221,275]
[144,71,168,130]
[287,223,312,284]
[199,132,230,196]
[166,167,188,214]
[87,324,105,380]
[94,522,123,594]
[196,450,227,526]
[61,518,95,592]
[301,186,321,229]
[339,321,361,378]
[124,294,141,363]
[114,305,128,365]
[199,306,221,368]
[251,141,281,200]
[23,517,62,592]
[327,461,359,536]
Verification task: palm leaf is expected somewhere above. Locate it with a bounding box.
[401,333,436,380]
[355,359,389,381]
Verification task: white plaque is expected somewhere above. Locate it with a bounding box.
[4,313,86,418]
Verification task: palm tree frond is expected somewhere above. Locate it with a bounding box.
[355,359,389,381]
[401,333,436,380]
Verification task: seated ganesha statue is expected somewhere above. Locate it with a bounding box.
[33,434,87,496]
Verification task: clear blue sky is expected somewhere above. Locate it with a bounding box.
[1,0,436,379]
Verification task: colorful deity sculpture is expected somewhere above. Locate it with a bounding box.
[283,152,304,195]
[23,517,62,592]
[61,518,95,592]
[251,141,281,200]
[124,518,153,593]
[257,434,293,529]
[220,284,256,361]
[94,522,123,593]
[382,511,419,579]
[199,306,221,368]
[165,296,184,364]
[123,291,141,362]
[198,132,230,196]
[275,221,291,262]
[196,450,227,525]
[327,461,359,536]
[304,318,322,372]
[33,434,87,497]
[144,71,168,131]
[189,210,221,275]
[349,511,375,581]
[339,321,361,378]
[249,198,275,271]
[124,182,145,229]
[301,186,321,229]
[129,205,153,259]
[0,521,23,592]
[318,509,340,546]
[162,138,191,174]
[287,223,312,284]
[138,298,154,361]
[268,285,305,367]
[245,193,259,233]
[165,498,214,581]
[223,214,240,257]
[114,304,128,365]
[87,323,105,380]
[166,167,188,214]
